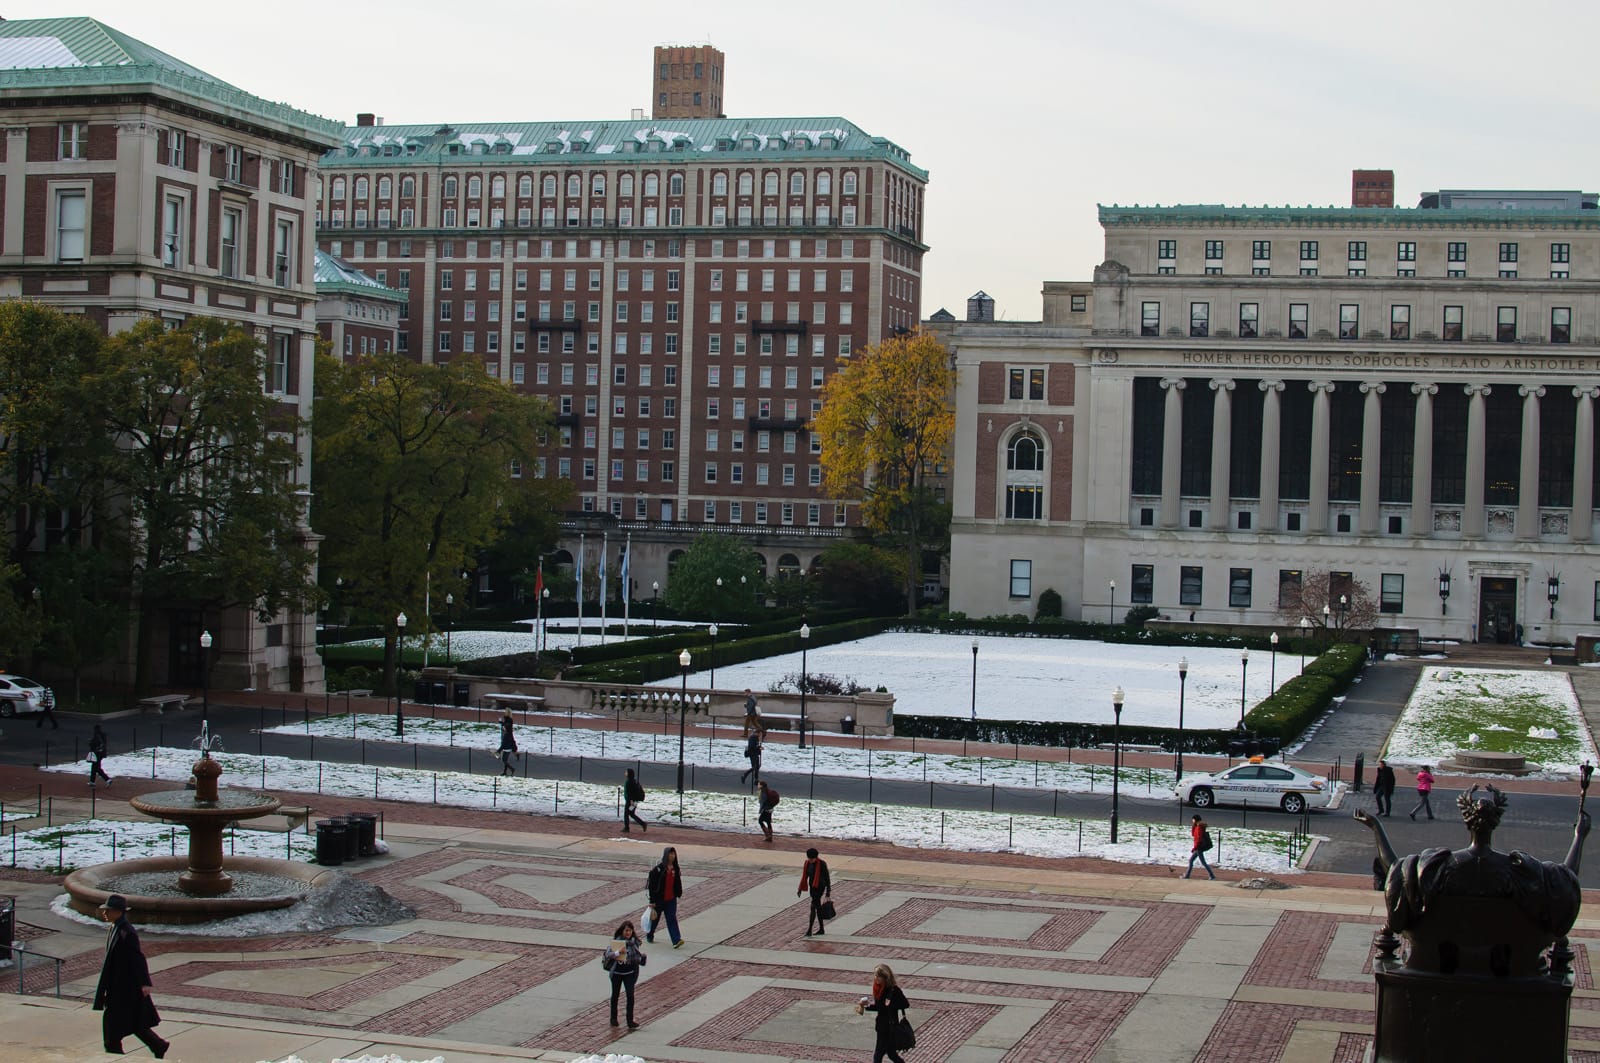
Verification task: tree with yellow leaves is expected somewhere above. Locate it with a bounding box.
[811,330,954,616]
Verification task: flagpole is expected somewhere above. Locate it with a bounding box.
[534,560,544,660]
[600,532,609,647]
[577,534,585,649]
[623,533,632,639]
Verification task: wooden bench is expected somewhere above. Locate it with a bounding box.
[482,692,546,714]
[761,713,805,732]
[243,805,314,833]
[138,694,190,715]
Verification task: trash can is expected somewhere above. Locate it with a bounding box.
[315,820,346,866]
[453,682,471,707]
[430,681,447,705]
[1227,739,1248,757]
[335,816,361,862]
[0,896,13,949]
[840,716,855,735]
[347,812,378,857]
[1353,752,1366,792]
[413,679,432,704]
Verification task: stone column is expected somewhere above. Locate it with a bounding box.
[1464,384,1491,538]
[1160,378,1185,528]
[1571,387,1598,543]
[1258,380,1284,531]
[1308,381,1335,534]
[1359,382,1386,535]
[1411,384,1436,536]
[1517,385,1545,541]
[1208,379,1234,530]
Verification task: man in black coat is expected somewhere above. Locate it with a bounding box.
[93,895,168,1058]
[1373,758,1397,817]
[740,729,762,788]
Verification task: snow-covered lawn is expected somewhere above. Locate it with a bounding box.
[4,817,313,872]
[1385,667,1598,774]
[338,620,714,662]
[265,714,1179,798]
[42,748,1309,874]
[651,631,1302,728]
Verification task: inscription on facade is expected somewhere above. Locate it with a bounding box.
[1180,351,1595,371]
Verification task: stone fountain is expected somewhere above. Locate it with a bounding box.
[64,722,335,924]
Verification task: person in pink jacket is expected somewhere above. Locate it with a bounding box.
[1409,766,1436,820]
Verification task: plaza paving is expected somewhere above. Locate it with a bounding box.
[2,788,1600,1063]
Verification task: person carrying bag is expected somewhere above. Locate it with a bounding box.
[857,962,911,1063]
[601,918,647,1029]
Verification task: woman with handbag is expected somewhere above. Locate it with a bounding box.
[856,962,911,1062]
[798,847,832,936]
[1185,813,1216,880]
[601,918,646,1029]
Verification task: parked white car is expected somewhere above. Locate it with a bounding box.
[1175,759,1336,814]
[0,673,54,717]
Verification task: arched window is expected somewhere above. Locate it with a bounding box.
[542,174,556,196]
[751,553,768,579]
[443,175,458,197]
[643,173,659,196]
[619,173,634,197]
[591,173,605,196]
[467,175,481,198]
[738,172,753,196]
[518,174,533,196]
[789,172,804,195]
[377,176,392,198]
[712,172,727,195]
[667,549,687,576]
[331,177,346,200]
[490,175,505,198]
[566,174,580,196]
[1005,429,1046,520]
[816,172,831,196]
[400,175,415,198]
[842,171,857,195]
[668,173,683,195]
[776,553,802,580]
[763,172,778,196]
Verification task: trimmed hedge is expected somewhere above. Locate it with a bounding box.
[1242,643,1366,743]
[565,615,888,686]
[894,715,1237,752]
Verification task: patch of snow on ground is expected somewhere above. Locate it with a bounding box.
[1384,667,1598,775]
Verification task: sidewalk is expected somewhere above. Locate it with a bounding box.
[2,799,1598,1063]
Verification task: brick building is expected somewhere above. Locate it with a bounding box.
[315,116,928,591]
[315,250,403,360]
[941,194,1600,646]
[0,16,339,690]
[652,44,725,120]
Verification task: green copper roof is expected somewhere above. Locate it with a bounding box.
[327,116,926,179]
[314,251,407,303]
[1098,204,1600,229]
[0,17,341,145]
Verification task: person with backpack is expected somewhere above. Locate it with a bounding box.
[1185,813,1215,880]
[856,962,910,1063]
[758,780,780,842]
[89,724,112,787]
[645,846,684,948]
[797,847,832,936]
[623,768,647,832]
[497,712,518,777]
[741,729,762,788]
[600,917,646,1029]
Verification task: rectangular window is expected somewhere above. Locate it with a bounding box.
[225,145,242,183]
[1339,304,1359,340]
[1228,568,1252,608]
[1251,240,1271,261]
[219,207,242,278]
[1299,240,1318,261]
[1390,304,1410,341]
[1396,241,1416,262]
[1447,241,1467,263]
[1204,239,1223,260]
[161,195,184,267]
[1189,302,1209,338]
[1131,564,1154,604]
[1238,303,1258,338]
[1179,566,1203,606]
[1380,573,1404,614]
[1029,368,1045,400]
[1443,305,1464,342]
[273,219,294,287]
[1009,560,1032,599]
[1552,242,1571,264]
[1552,306,1572,344]
[1499,242,1518,263]
[1157,239,1176,260]
[166,129,185,168]
[1497,306,1517,342]
[1141,301,1160,337]
[1288,303,1308,339]
[1347,241,1367,262]
[59,122,89,160]
[1277,569,1302,608]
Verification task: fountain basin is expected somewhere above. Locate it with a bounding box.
[63,856,337,925]
[129,786,281,896]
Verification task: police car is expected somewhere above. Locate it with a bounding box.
[1175,757,1336,814]
[0,673,54,717]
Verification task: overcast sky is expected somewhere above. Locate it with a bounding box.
[23,0,1600,320]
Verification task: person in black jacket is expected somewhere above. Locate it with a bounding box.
[1373,758,1397,817]
[645,846,684,947]
[856,962,909,1063]
[601,918,647,1028]
[623,768,647,832]
[93,895,168,1058]
[797,847,832,936]
[740,729,762,788]
[89,724,112,787]
[497,712,518,776]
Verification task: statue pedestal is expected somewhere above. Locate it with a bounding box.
[1370,959,1573,1062]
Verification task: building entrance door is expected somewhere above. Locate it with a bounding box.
[1478,578,1518,644]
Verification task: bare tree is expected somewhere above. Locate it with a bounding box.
[1277,571,1379,641]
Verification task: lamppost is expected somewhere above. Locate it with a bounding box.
[1269,631,1279,693]
[708,623,719,689]
[1438,570,1451,616]
[1176,657,1188,782]
[1108,579,1116,625]
[970,638,979,720]
[798,621,811,749]
[652,581,660,629]
[445,593,454,663]
[1340,594,1349,628]
[1238,648,1249,730]
[1322,603,1332,649]
[199,630,212,725]
[1299,616,1310,666]
[394,611,408,737]
[677,648,691,794]
[1549,573,1561,620]
[541,587,550,655]
[1110,685,1124,844]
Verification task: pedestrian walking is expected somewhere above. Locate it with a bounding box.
[855,963,910,1063]
[1409,765,1436,820]
[798,847,832,936]
[601,918,647,1029]
[740,729,762,787]
[89,724,112,787]
[623,768,648,832]
[34,686,58,729]
[1373,758,1396,817]
[757,780,780,842]
[497,712,518,776]
[93,895,168,1058]
[645,846,684,948]
[743,688,762,735]
[1184,814,1215,880]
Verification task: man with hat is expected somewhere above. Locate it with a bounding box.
[93,895,168,1057]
